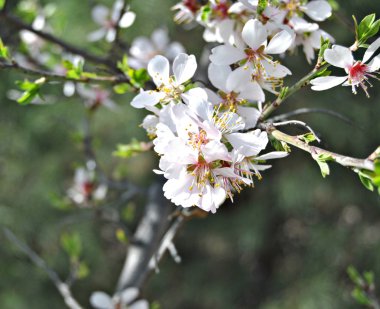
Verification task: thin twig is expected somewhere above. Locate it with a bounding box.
[1,12,117,71]
[273,120,321,143]
[269,108,356,127]
[0,60,133,86]
[269,128,375,171]
[110,0,130,54]
[260,63,331,121]
[3,228,83,309]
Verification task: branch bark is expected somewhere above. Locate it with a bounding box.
[270,129,375,171]
[3,228,83,309]
[115,182,171,292]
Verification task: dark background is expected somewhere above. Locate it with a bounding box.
[0,0,379,308]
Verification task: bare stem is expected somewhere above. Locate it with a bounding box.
[0,60,133,86]
[3,228,83,309]
[260,63,330,121]
[270,129,375,171]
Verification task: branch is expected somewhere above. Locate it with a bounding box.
[0,60,132,86]
[269,108,356,127]
[115,182,171,292]
[110,0,130,54]
[260,63,330,121]
[3,228,83,309]
[269,128,375,171]
[1,12,117,71]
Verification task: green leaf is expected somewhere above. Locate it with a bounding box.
[113,139,151,158]
[358,14,376,38]
[347,265,363,286]
[298,133,317,144]
[15,77,46,105]
[269,136,291,153]
[364,271,374,285]
[63,59,84,80]
[352,287,371,305]
[129,68,150,88]
[0,0,5,9]
[312,153,333,178]
[76,261,90,279]
[117,55,129,74]
[115,228,129,244]
[318,37,331,60]
[358,171,374,191]
[257,0,268,15]
[61,232,82,261]
[113,83,133,94]
[200,5,211,22]
[0,38,10,59]
[354,14,380,47]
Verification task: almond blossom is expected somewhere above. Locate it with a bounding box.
[209,19,294,76]
[88,0,136,42]
[280,0,332,22]
[130,53,197,110]
[310,38,380,96]
[90,288,148,309]
[129,28,185,69]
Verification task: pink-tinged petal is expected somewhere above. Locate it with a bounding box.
[173,53,197,85]
[303,0,332,22]
[255,151,288,160]
[236,106,261,129]
[310,76,347,91]
[87,28,107,42]
[226,131,268,157]
[324,45,354,69]
[119,11,136,28]
[202,141,230,162]
[261,60,292,78]
[92,5,109,25]
[208,63,231,92]
[265,29,295,54]
[130,91,164,109]
[151,28,169,51]
[90,291,113,309]
[363,37,380,64]
[242,19,267,50]
[130,38,155,59]
[210,45,246,65]
[119,288,139,304]
[130,300,149,309]
[368,55,380,72]
[148,55,170,87]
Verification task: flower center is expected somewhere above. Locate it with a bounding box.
[214,3,229,19]
[183,0,201,13]
[188,129,209,149]
[349,61,368,82]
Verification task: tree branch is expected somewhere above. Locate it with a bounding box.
[260,63,330,121]
[115,182,171,293]
[0,60,133,86]
[3,228,83,309]
[0,11,117,71]
[269,128,375,171]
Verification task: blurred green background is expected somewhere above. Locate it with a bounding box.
[0,0,380,308]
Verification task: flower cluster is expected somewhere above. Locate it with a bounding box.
[172,0,333,63]
[131,53,287,213]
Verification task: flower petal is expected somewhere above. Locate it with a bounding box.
[368,55,380,72]
[173,53,197,85]
[151,28,170,51]
[90,292,113,309]
[226,131,268,157]
[208,63,231,92]
[130,300,150,309]
[324,45,354,69]
[92,5,109,25]
[130,91,164,109]
[265,29,295,54]
[255,151,289,160]
[242,19,267,50]
[363,37,380,64]
[119,11,136,28]
[210,45,246,65]
[119,287,139,304]
[303,0,332,22]
[148,55,170,87]
[310,76,347,91]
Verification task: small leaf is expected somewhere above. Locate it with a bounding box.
[115,228,129,244]
[61,232,82,261]
[359,171,374,191]
[113,139,152,158]
[15,77,46,105]
[347,265,363,286]
[76,261,90,279]
[298,133,317,144]
[257,0,268,15]
[352,287,371,306]
[0,38,10,59]
[312,153,333,178]
[200,5,211,22]
[113,83,133,94]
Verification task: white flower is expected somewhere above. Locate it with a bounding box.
[130,53,197,109]
[90,288,149,309]
[77,85,117,110]
[129,28,185,69]
[67,167,107,206]
[310,37,380,96]
[281,0,332,22]
[172,0,202,24]
[88,0,136,42]
[210,19,294,77]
